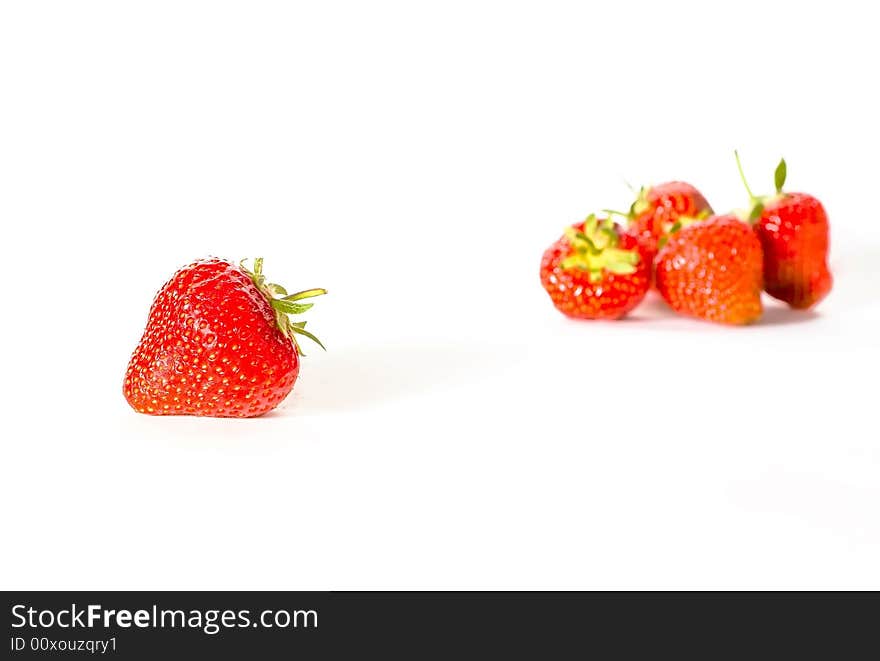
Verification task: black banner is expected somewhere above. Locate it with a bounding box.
[4,592,879,657]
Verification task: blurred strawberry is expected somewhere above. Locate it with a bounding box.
[655,214,763,325]
[735,152,832,309]
[620,181,714,261]
[540,214,651,320]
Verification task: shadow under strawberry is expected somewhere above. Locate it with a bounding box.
[284,343,521,414]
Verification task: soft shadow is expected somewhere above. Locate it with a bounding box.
[253,409,287,420]
[759,304,821,327]
[625,292,672,322]
[287,343,517,414]
[627,291,823,327]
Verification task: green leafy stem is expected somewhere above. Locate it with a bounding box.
[240,257,327,356]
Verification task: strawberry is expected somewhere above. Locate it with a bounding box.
[620,181,714,261]
[123,257,326,418]
[735,152,832,309]
[540,214,650,320]
[655,214,763,325]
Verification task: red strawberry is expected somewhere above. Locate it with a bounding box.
[540,214,651,320]
[735,152,832,309]
[622,181,714,260]
[123,257,326,418]
[655,214,763,325]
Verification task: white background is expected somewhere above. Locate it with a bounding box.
[2,1,878,589]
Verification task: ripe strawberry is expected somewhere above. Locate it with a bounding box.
[540,214,650,320]
[655,214,763,325]
[622,181,714,260]
[123,257,326,418]
[735,152,832,309]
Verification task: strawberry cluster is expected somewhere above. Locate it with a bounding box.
[540,155,832,325]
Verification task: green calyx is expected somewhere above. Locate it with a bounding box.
[735,150,787,223]
[774,158,787,194]
[628,186,650,219]
[560,214,640,283]
[662,209,710,235]
[601,186,649,223]
[656,211,710,249]
[239,257,327,356]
